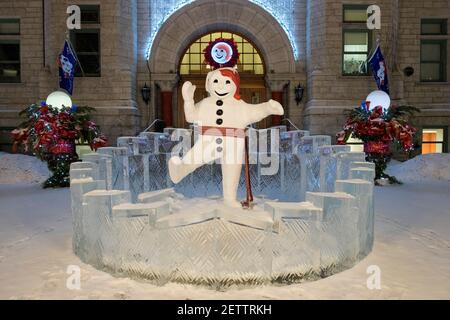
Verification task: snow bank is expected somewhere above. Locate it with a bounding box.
[0,152,49,184]
[387,153,450,182]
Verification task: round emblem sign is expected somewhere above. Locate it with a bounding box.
[204,38,239,69]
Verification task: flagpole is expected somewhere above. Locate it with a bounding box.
[367,35,381,62]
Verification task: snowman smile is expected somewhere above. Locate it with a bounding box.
[215,91,229,97]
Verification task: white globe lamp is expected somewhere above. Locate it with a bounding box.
[46,90,72,110]
[365,90,390,112]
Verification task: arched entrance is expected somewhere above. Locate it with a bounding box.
[147,0,297,130]
[175,31,270,128]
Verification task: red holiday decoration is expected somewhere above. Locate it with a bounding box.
[12,102,107,188]
[336,102,419,183]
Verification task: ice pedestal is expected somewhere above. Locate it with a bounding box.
[70,128,376,288]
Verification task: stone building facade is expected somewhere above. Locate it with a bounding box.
[0,0,449,154]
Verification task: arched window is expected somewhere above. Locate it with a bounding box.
[179,32,265,75]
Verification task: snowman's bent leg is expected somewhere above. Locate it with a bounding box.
[168,137,218,184]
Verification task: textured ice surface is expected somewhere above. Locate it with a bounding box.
[71,129,375,288]
[71,184,374,287]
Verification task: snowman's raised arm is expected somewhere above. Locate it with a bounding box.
[241,99,284,126]
[182,81,199,123]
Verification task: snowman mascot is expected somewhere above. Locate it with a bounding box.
[168,67,284,208]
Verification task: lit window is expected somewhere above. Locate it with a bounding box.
[343,6,368,23]
[179,31,264,75]
[342,6,372,76]
[422,128,447,154]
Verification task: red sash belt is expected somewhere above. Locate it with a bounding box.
[200,126,246,138]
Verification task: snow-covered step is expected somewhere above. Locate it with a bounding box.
[113,201,170,226]
[264,201,323,221]
[138,188,175,203]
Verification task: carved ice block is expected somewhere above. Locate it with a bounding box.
[349,161,375,171]
[98,147,129,190]
[70,178,106,257]
[280,129,310,154]
[350,167,375,182]
[138,188,175,203]
[264,201,323,221]
[266,201,323,281]
[113,201,170,226]
[335,152,366,180]
[298,135,332,154]
[335,179,374,257]
[81,190,131,268]
[81,153,111,189]
[70,161,99,179]
[305,192,359,272]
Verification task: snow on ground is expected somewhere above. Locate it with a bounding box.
[387,153,450,182]
[0,152,49,184]
[0,153,449,299]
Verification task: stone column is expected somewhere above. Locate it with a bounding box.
[154,74,179,128]
[267,80,288,127]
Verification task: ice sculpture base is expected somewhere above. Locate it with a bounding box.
[70,129,374,289]
[72,187,373,289]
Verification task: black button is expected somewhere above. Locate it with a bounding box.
[216,138,223,144]
[216,119,223,125]
[216,100,223,106]
[216,147,223,152]
[216,109,223,116]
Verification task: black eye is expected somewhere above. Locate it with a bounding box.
[213,79,218,83]
[226,80,230,84]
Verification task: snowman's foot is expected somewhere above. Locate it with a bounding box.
[223,199,242,208]
[168,156,183,184]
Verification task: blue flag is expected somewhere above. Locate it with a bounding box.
[58,40,77,95]
[368,45,389,95]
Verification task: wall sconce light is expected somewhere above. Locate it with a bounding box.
[141,82,151,104]
[295,83,304,105]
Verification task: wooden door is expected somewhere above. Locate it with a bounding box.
[176,75,270,129]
